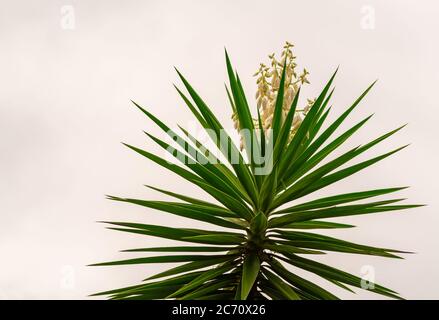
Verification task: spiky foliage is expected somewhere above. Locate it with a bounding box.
[92,44,421,300]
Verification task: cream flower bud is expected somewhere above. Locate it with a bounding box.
[245,42,313,138]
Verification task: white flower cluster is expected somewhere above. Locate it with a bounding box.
[232,42,315,148]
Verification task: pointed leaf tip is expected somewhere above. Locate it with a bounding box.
[224,47,230,58]
[96,220,108,224]
[174,67,183,78]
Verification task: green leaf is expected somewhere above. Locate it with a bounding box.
[168,261,238,298]
[273,87,300,162]
[279,240,401,258]
[174,70,259,207]
[102,221,244,243]
[122,246,234,253]
[234,280,242,300]
[289,123,407,194]
[146,257,235,280]
[144,131,248,205]
[296,145,409,199]
[250,212,268,235]
[107,196,245,230]
[241,254,260,299]
[89,254,229,267]
[269,200,419,226]
[306,98,332,144]
[273,143,409,209]
[289,81,377,174]
[225,53,263,172]
[183,234,245,245]
[278,220,355,229]
[271,60,287,143]
[259,282,285,300]
[145,185,225,210]
[174,84,208,127]
[111,285,182,300]
[132,101,234,193]
[256,107,266,159]
[177,126,252,204]
[259,165,278,212]
[278,253,401,299]
[197,292,235,300]
[268,258,338,300]
[262,268,301,300]
[121,143,253,218]
[271,230,405,258]
[182,279,236,300]
[282,114,373,188]
[91,271,203,297]
[225,84,237,113]
[225,51,255,142]
[264,243,324,255]
[274,187,408,214]
[123,142,201,184]
[277,68,338,180]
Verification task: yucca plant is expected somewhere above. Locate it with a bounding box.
[92,43,421,300]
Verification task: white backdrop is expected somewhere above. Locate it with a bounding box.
[0,0,438,299]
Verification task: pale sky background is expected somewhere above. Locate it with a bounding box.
[0,0,438,299]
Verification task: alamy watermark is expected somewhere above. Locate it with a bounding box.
[360,5,376,30]
[360,265,376,290]
[60,265,76,290]
[60,5,76,30]
[162,126,274,175]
